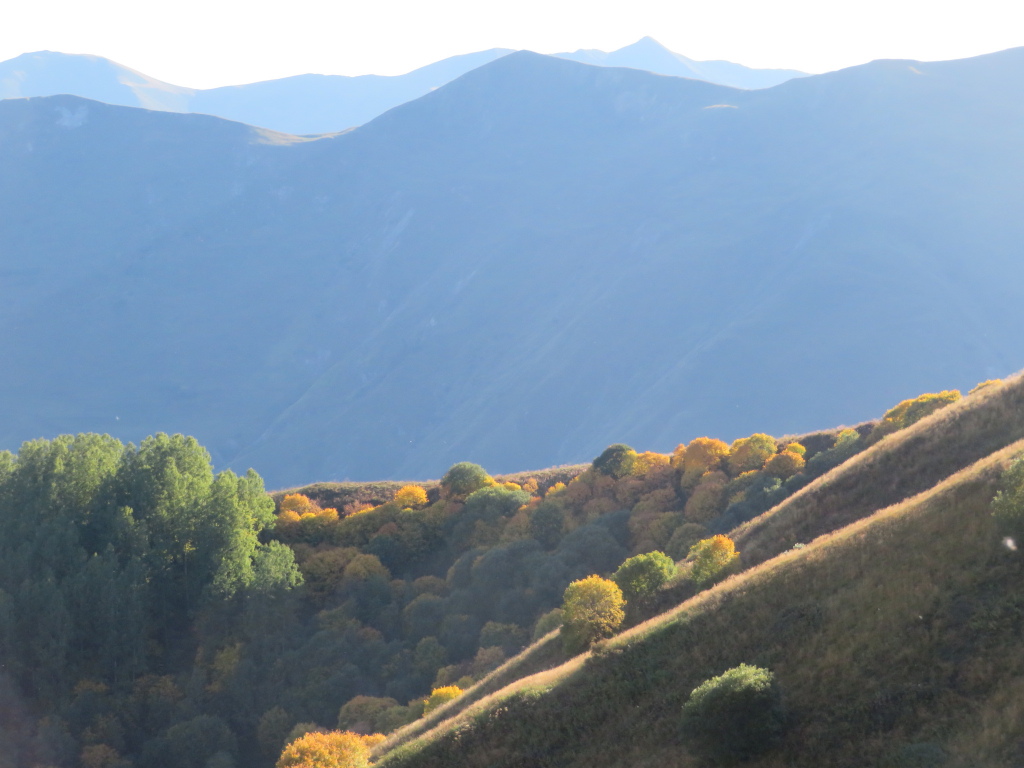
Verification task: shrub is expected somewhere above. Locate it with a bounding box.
[560,575,625,653]
[612,551,677,605]
[688,535,739,586]
[681,664,784,763]
[992,454,1024,541]
[873,390,961,438]
[532,608,564,640]
[592,444,638,478]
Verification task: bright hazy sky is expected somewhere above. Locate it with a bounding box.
[3,0,1023,89]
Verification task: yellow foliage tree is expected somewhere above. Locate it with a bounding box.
[394,485,428,508]
[276,731,372,768]
[879,390,962,431]
[280,493,318,516]
[689,535,740,586]
[560,575,625,652]
[681,438,730,488]
[782,441,806,456]
[727,434,777,477]
[422,685,463,716]
[633,451,671,475]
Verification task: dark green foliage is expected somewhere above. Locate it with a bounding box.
[440,463,491,498]
[592,444,638,479]
[529,500,565,549]
[991,454,1024,541]
[611,551,676,605]
[681,664,784,764]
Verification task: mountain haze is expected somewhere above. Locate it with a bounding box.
[0,40,805,134]
[2,49,1024,486]
[556,36,806,88]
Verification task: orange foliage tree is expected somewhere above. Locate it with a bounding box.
[681,438,730,488]
[764,450,805,479]
[276,730,375,768]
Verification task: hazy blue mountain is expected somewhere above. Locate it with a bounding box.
[0,50,193,110]
[2,48,1023,487]
[554,36,806,88]
[0,40,805,135]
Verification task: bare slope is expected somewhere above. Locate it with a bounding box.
[378,440,1024,767]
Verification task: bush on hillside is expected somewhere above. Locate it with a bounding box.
[992,454,1024,541]
[681,664,784,764]
[688,535,739,586]
[611,551,676,605]
[560,575,625,653]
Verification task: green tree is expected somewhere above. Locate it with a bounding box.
[560,575,625,653]
[611,551,676,606]
[681,664,784,763]
[592,444,638,479]
[440,462,492,498]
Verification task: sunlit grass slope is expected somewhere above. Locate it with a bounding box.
[732,372,1024,567]
[377,438,1024,768]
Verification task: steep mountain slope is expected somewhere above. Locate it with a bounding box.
[3,49,1024,487]
[0,41,805,135]
[377,439,1024,767]
[555,36,806,88]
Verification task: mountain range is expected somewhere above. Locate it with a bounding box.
[1,47,1023,488]
[0,38,806,134]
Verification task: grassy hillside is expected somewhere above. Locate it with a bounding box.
[377,439,1024,768]
[732,372,1024,566]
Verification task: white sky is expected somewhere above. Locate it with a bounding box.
[2,0,1023,89]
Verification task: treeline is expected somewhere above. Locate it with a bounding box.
[0,385,976,768]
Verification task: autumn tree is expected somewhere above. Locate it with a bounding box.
[684,471,729,523]
[612,551,676,606]
[764,449,805,479]
[394,485,428,508]
[681,438,730,488]
[872,390,962,442]
[276,730,371,768]
[727,434,777,476]
[689,535,739,586]
[560,575,625,653]
[422,686,463,716]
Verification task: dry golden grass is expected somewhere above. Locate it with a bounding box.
[378,436,1024,768]
[731,371,1024,567]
